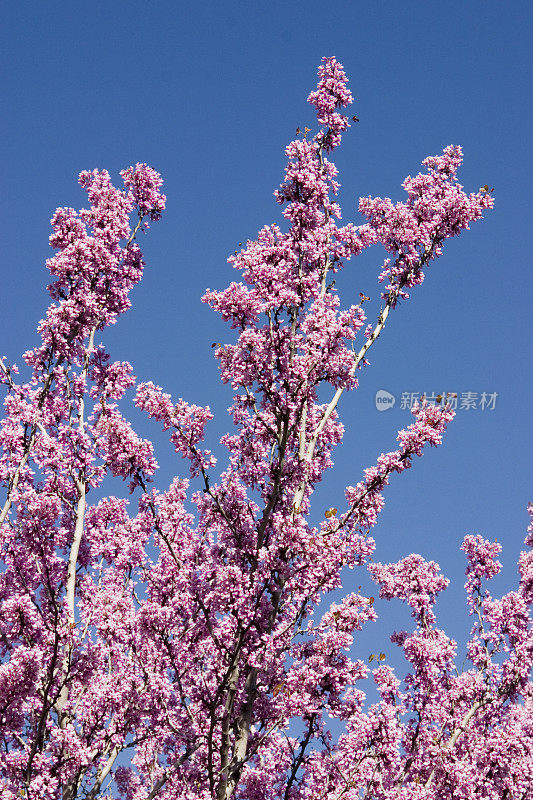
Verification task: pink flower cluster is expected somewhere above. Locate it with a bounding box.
[121,162,167,222]
[359,145,494,301]
[135,381,216,477]
[462,533,503,596]
[370,553,449,623]
[307,55,353,150]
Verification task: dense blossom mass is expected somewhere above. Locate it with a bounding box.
[0,57,530,800]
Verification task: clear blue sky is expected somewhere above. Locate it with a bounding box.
[2,0,532,652]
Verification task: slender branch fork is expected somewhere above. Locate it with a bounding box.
[0,215,144,527]
[293,234,441,514]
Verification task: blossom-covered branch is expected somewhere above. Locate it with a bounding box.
[1,57,528,800]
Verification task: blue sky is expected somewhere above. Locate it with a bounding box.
[2,0,532,654]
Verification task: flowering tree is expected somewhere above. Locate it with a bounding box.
[0,57,531,800]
